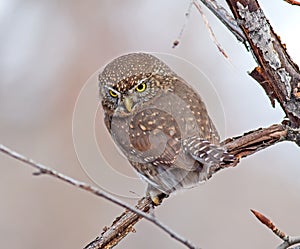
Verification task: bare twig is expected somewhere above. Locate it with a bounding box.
[284,0,300,6]
[173,0,194,48]
[193,0,228,58]
[174,0,246,48]
[250,209,300,249]
[250,209,286,239]
[0,144,199,249]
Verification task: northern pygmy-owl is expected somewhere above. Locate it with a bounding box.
[99,53,234,204]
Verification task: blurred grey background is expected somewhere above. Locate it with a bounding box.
[1,1,300,248]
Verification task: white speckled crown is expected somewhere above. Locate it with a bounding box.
[99,53,175,88]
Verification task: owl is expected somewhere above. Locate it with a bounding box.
[99,53,234,204]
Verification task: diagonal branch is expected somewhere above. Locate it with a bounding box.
[0,144,199,249]
[194,0,229,58]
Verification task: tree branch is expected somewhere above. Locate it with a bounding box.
[194,0,229,58]
[226,0,300,128]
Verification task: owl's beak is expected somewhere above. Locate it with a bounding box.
[124,97,133,112]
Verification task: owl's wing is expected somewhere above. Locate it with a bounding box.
[130,129,181,167]
[183,136,235,165]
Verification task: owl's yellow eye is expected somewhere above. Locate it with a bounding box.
[135,82,147,92]
[109,90,118,98]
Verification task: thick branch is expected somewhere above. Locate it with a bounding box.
[225,0,300,127]
[223,124,287,160]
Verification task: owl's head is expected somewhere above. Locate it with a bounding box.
[99,53,176,116]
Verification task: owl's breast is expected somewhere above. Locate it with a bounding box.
[108,93,197,170]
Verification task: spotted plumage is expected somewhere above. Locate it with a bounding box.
[99,53,234,204]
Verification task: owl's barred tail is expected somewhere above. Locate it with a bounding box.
[182,136,235,166]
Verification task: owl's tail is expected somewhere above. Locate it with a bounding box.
[182,136,235,166]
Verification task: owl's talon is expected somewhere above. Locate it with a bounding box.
[151,195,161,206]
[146,185,168,206]
[150,192,168,206]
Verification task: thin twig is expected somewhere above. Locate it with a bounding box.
[173,0,194,48]
[174,0,246,48]
[250,209,286,239]
[0,144,199,249]
[193,0,229,58]
[250,209,300,249]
